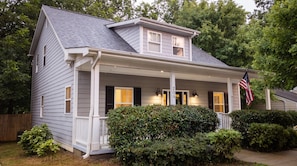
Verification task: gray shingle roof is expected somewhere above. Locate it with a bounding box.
[43,5,228,67]
[275,89,297,102]
[192,45,228,67]
[43,5,135,52]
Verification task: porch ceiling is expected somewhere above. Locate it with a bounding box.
[74,50,257,84]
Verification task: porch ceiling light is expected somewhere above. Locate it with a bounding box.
[192,90,198,97]
[155,88,161,96]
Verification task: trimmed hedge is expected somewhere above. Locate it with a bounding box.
[107,105,226,165]
[248,123,289,152]
[230,110,297,151]
[110,130,242,166]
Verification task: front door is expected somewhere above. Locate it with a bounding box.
[162,90,189,106]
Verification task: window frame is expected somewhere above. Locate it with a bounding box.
[162,89,189,106]
[40,96,44,118]
[65,86,71,114]
[213,92,225,113]
[114,87,134,109]
[172,35,185,56]
[147,30,162,53]
[35,54,39,73]
[43,45,47,66]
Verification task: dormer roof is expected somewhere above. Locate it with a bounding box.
[106,17,199,37]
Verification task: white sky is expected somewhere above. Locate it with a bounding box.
[137,0,257,13]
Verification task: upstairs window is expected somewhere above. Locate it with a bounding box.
[172,36,184,56]
[148,31,161,53]
[65,86,71,113]
[43,45,47,66]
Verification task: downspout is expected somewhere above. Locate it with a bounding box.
[83,50,101,159]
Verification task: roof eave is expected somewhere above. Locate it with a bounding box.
[29,7,46,55]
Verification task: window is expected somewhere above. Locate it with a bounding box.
[43,45,46,66]
[114,87,133,108]
[40,96,44,118]
[105,86,141,114]
[35,54,39,73]
[148,31,161,52]
[162,90,189,106]
[213,92,224,112]
[208,91,228,113]
[65,86,71,113]
[172,36,184,56]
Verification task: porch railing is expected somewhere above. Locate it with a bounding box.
[98,117,109,148]
[217,113,232,129]
[76,116,89,145]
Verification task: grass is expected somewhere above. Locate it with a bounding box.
[0,142,264,166]
[0,142,119,166]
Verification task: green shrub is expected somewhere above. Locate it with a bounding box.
[207,129,242,162]
[287,111,297,126]
[36,139,60,157]
[285,128,297,148]
[248,123,289,152]
[18,124,59,156]
[124,133,209,166]
[107,105,219,164]
[107,105,218,147]
[230,110,294,147]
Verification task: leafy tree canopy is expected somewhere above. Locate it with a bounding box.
[252,0,297,90]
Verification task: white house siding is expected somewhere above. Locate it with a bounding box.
[232,84,240,111]
[31,18,74,150]
[253,96,297,111]
[142,28,191,61]
[89,73,228,116]
[77,71,91,116]
[114,26,140,52]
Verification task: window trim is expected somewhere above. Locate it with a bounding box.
[40,96,44,118]
[35,54,39,73]
[43,45,46,66]
[213,92,225,113]
[65,86,71,114]
[114,87,134,109]
[162,89,189,106]
[147,30,162,53]
[172,35,185,56]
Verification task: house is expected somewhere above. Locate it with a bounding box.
[28,5,258,157]
[254,89,297,111]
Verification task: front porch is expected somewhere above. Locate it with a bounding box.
[70,49,251,156]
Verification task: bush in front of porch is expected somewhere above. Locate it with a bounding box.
[230,109,297,152]
[107,105,242,165]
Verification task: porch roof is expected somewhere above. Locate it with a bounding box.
[75,48,258,83]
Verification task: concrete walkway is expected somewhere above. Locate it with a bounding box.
[235,149,297,166]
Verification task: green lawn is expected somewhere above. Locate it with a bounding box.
[0,142,264,166]
[0,142,118,166]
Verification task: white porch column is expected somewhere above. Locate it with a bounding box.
[91,62,100,150]
[170,72,176,105]
[237,84,241,110]
[265,88,271,110]
[227,78,233,113]
[72,68,78,146]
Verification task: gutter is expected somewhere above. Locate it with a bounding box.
[82,50,102,159]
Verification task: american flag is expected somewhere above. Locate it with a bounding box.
[239,72,254,105]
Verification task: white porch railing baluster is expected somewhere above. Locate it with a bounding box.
[217,112,232,129]
[98,117,109,148]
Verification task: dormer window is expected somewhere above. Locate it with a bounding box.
[148,31,161,53]
[172,36,184,56]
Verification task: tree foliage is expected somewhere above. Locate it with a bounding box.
[174,0,248,67]
[252,0,297,89]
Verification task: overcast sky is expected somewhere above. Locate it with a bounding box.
[138,0,257,13]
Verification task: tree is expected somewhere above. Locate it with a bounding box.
[175,0,247,67]
[252,0,297,90]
